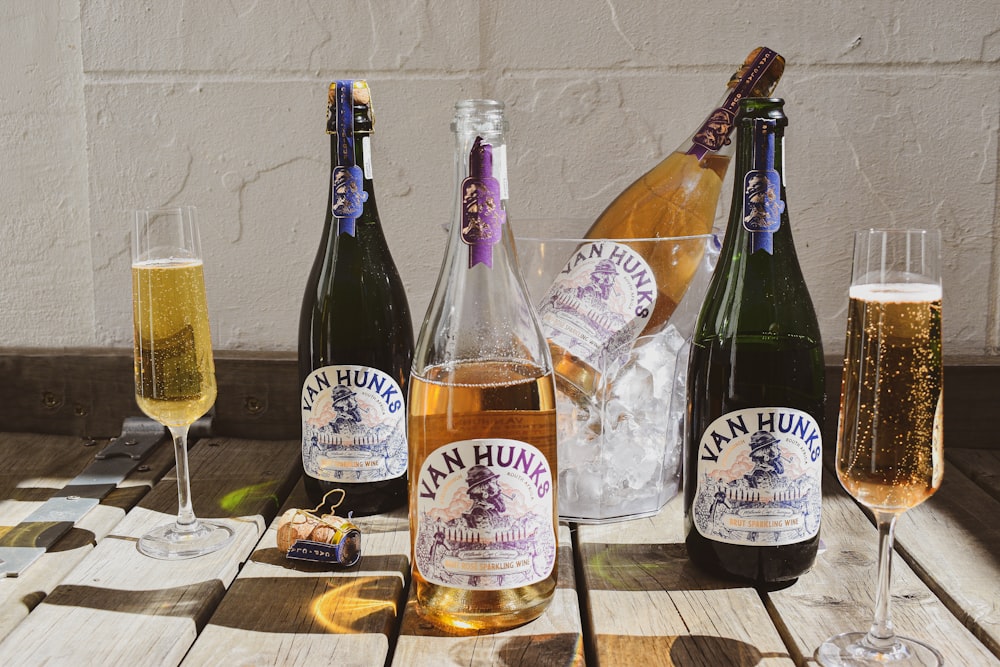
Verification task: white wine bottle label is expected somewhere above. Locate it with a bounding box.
[301,365,407,483]
[413,438,557,591]
[692,407,822,546]
[538,240,656,369]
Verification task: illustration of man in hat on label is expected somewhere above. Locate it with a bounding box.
[462,465,508,530]
[326,385,363,433]
[744,430,785,490]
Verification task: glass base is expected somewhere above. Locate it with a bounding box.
[815,632,943,666]
[137,519,234,560]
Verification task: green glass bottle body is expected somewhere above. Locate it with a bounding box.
[298,81,414,516]
[684,98,825,584]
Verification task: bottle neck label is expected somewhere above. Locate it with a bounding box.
[692,407,822,546]
[538,240,656,372]
[413,438,556,590]
[300,364,407,483]
[686,47,780,161]
[461,137,506,269]
[331,80,367,237]
[742,119,784,254]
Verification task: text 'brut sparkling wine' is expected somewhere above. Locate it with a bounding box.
[539,47,784,398]
[298,80,414,516]
[408,100,559,632]
[684,98,825,584]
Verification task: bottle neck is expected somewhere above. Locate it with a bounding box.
[328,83,378,237]
[724,100,789,257]
[681,47,783,163]
[450,102,512,271]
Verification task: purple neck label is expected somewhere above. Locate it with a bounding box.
[331,80,366,237]
[742,119,783,255]
[461,136,506,269]
[687,48,779,161]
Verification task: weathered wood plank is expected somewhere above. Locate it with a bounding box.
[576,499,795,666]
[0,437,301,665]
[0,348,299,440]
[948,447,1000,504]
[0,433,177,641]
[3,348,996,446]
[767,472,1000,665]
[184,483,410,666]
[893,460,1000,660]
[392,523,585,667]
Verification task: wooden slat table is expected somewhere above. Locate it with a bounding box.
[0,425,995,666]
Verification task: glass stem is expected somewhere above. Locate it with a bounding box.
[865,510,899,650]
[168,424,199,531]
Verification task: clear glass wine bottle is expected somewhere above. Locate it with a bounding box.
[407,99,559,633]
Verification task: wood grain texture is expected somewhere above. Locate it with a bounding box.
[576,499,795,667]
[0,348,299,440]
[2,349,995,446]
[893,457,1000,661]
[948,447,1000,503]
[0,436,177,641]
[768,472,1000,665]
[0,437,301,665]
[185,483,410,666]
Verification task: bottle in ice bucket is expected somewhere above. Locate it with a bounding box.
[408,99,559,632]
[538,47,785,399]
[684,98,825,584]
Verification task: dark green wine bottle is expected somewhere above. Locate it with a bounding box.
[684,98,825,584]
[298,80,414,516]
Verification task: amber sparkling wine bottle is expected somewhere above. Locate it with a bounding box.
[539,47,785,398]
[298,80,414,516]
[408,99,559,633]
[684,98,825,584]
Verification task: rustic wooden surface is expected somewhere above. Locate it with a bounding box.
[576,503,796,666]
[769,472,1000,665]
[0,427,995,665]
[0,435,301,665]
[3,348,995,447]
[185,482,411,666]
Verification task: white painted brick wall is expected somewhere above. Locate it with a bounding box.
[4,0,999,357]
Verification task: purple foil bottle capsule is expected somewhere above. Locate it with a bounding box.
[460,136,506,269]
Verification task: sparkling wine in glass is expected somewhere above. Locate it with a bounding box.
[816,229,944,666]
[132,206,234,559]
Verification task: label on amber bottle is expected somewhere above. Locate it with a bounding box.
[538,240,656,371]
[301,365,407,483]
[691,407,822,546]
[413,439,556,591]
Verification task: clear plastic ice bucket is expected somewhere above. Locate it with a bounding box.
[517,231,717,523]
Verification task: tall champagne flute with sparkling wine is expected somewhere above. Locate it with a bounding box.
[816,229,944,666]
[132,206,234,559]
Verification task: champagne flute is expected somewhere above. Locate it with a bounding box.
[816,229,944,666]
[132,206,234,559]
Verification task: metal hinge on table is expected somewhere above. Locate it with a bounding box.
[0,417,171,577]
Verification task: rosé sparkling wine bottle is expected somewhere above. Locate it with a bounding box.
[539,47,785,399]
[408,100,559,633]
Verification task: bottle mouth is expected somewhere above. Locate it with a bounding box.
[452,99,508,134]
[738,97,787,124]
